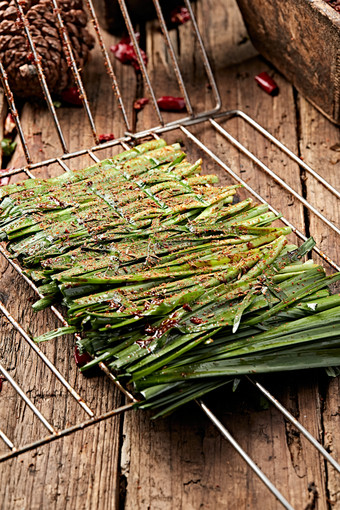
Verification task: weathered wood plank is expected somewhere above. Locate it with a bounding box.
[297,94,340,271]
[0,25,126,510]
[298,94,340,509]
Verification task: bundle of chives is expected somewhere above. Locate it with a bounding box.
[0,139,338,418]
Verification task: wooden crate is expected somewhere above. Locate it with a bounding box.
[236,0,340,125]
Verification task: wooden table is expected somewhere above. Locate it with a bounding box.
[0,1,339,508]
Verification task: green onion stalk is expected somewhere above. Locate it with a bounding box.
[0,140,339,418]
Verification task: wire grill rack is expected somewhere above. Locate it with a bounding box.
[0,1,339,508]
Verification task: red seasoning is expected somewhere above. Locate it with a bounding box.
[254,72,279,96]
[190,316,204,324]
[157,96,186,112]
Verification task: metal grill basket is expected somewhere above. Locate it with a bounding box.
[0,1,339,508]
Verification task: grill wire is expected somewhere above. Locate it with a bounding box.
[0,0,339,508]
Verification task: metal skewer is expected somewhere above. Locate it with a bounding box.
[197,399,295,510]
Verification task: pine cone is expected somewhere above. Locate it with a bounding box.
[0,0,95,98]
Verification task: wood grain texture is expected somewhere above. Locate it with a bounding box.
[297,94,340,270]
[0,25,125,510]
[0,0,339,509]
[298,94,340,509]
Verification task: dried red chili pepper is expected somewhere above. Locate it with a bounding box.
[169,6,190,27]
[110,34,147,72]
[99,133,115,143]
[144,324,156,335]
[74,346,92,368]
[61,86,83,106]
[157,96,186,112]
[133,97,149,111]
[254,72,279,96]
